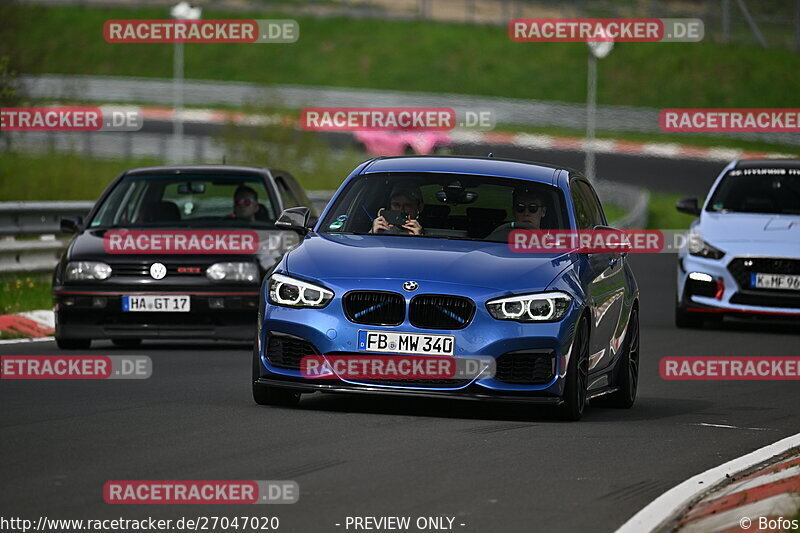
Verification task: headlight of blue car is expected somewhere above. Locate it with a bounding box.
[486,291,572,322]
[268,273,334,309]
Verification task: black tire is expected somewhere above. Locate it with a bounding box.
[557,317,589,421]
[55,337,91,350]
[675,304,704,329]
[603,308,640,409]
[112,338,142,348]
[252,336,301,407]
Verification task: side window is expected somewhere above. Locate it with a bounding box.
[275,176,300,209]
[574,180,606,228]
[570,182,593,230]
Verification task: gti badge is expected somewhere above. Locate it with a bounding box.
[403,281,418,292]
[149,262,167,280]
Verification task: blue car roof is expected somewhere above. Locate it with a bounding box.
[360,156,565,185]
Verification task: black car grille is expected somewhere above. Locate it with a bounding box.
[266,334,319,370]
[495,351,556,385]
[409,295,475,329]
[728,258,800,291]
[110,262,209,277]
[343,291,405,326]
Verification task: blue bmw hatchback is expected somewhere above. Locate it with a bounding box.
[253,156,640,420]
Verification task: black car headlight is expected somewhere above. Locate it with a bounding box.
[687,234,725,260]
[486,291,572,322]
[65,261,112,281]
[268,273,334,309]
[206,262,259,282]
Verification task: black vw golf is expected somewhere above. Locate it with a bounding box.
[53,165,315,349]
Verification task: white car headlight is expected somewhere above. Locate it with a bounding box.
[486,291,572,322]
[65,261,112,281]
[687,233,725,260]
[206,262,259,282]
[268,273,333,309]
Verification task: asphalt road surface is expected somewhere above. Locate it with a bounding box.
[2,250,799,532]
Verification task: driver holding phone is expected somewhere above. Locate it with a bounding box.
[370,183,425,235]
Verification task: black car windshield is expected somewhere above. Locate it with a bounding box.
[319,173,570,242]
[707,168,800,215]
[89,174,278,229]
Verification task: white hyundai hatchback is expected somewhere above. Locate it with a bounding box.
[675,159,800,328]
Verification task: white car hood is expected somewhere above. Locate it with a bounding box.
[697,212,800,258]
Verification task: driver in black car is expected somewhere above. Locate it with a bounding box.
[230,185,269,222]
[370,182,425,235]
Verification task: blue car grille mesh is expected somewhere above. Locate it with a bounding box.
[343,291,405,326]
[266,333,318,370]
[409,295,475,330]
[495,351,556,385]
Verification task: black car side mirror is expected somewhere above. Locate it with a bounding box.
[60,215,83,234]
[276,207,312,234]
[676,197,701,216]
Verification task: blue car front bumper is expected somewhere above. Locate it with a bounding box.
[256,278,582,401]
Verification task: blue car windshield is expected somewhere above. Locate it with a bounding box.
[707,168,800,215]
[319,173,571,242]
[89,174,278,229]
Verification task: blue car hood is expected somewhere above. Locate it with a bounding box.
[285,233,575,291]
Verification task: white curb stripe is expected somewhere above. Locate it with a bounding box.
[615,432,800,533]
[677,493,800,533]
[0,336,55,345]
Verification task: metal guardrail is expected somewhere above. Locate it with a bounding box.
[0,186,648,273]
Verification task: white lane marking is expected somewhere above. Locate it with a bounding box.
[717,465,800,497]
[0,336,55,345]
[693,423,771,431]
[676,493,800,533]
[614,432,800,533]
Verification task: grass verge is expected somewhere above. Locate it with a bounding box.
[0,273,52,314]
[8,4,800,108]
[648,192,697,230]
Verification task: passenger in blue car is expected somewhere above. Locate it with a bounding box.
[370,182,425,235]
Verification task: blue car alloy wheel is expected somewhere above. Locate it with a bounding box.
[253,155,640,421]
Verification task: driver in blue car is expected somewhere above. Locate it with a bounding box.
[487,187,548,241]
[370,182,425,235]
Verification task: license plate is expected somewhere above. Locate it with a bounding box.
[122,295,191,312]
[357,331,455,356]
[752,273,800,291]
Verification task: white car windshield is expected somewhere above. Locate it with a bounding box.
[708,168,800,215]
